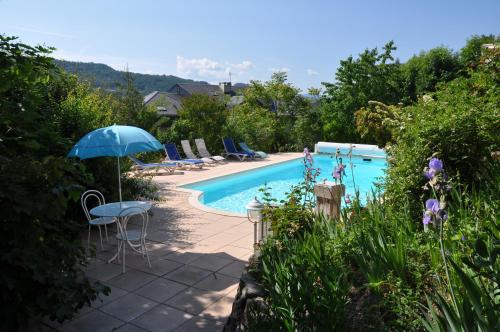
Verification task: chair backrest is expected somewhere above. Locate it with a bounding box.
[195,138,211,158]
[164,143,182,161]
[128,156,145,166]
[81,190,106,221]
[223,137,239,153]
[239,142,254,153]
[118,206,149,243]
[181,140,197,159]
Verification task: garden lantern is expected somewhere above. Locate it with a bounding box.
[246,197,265,247]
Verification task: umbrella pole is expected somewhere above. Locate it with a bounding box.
[117,157,122,203]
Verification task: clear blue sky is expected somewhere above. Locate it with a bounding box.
[1,0,498,91]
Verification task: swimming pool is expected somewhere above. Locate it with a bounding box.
[183,155,386,214]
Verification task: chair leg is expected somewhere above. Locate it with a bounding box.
[87,225,91,255]
[143,239,151,268]
[122,241,126,273]
[104,224,109,242]
[98,226,104,249]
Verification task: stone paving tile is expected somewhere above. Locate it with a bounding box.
[84,257,106,270]
[116,252,157,270]
[59,310,124,332]
[71,303,94,319]
[202,233,247,247]
[185,241,226,254]
[165,265,213,286]
[146,242,178,258]
[215,245,253,261]
[193,273,239,293]
[217,261,247,278]
[114,324,148,332]
[222,224,253,236]
[188,254,235,272]
[199,294,235,321]
[229,234,254,250]
[107,269,157,292]
[131,304,193,332]
[173,316,225,332]
[100,293,158,322]
[91,284,128,308]
[164,251,203,264]
[134,257,183,276]
[165,287,227,315]
[86,262,127,281]
[134,278,188,303]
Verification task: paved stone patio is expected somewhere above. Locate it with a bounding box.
[41,153,301,332]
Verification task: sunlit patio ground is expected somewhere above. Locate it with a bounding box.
[41,153,301,332]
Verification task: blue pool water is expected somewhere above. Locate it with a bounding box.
[184,155,386,214]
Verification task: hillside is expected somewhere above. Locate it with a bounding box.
[55,60,205,95]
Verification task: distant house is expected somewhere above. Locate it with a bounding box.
[143,91,182,117]
[144,82,246,116]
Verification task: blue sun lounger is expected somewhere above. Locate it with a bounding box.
[164,143,204,169]
[222,137,254,161]
[128,156,178,173]
[239,142,267,159]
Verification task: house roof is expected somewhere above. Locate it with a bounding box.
[175,83,221,96]
[144,91,183,116]
[144,91,160,104]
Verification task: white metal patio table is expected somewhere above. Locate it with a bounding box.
[90,201,153,264]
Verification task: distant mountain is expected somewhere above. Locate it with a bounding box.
[54,60,205,95]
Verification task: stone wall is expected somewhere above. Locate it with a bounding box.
[223,260,266,331]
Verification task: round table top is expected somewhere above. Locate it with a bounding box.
[90,201,153,218]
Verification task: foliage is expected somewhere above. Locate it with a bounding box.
[227,72,313,152]
[385,50,499,217]
[252,216,349,331]
[459,34,499,69]
[225,104,278,152]
[0,35,110,330]
[354,100,404,147]
[401,46,461,101]
[115,70,161,130]
[320,41,403,143]
[160,94,227,153]
[250,160,499,331]
[55,59,201,95]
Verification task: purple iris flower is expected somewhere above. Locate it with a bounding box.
[333,168,341,180]
[345,194,351,204]
[424,168,436,180]
[423,212,432,225]
[429,158,443,172]
[304,147,309,154]
[425,199,440,214]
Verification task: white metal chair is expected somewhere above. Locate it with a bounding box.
[116,206,151,273]
[81,190,117,252]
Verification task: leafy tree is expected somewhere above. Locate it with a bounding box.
[228,72,312,151]
[385,49,499,217]
[459,34,499,69]
[320,41,403,143]
[355,100,404,147]
[162,94,227,152]
[401,47,461,101]
[0,36,108,330]
[225,105,278,152]
[56,80,118,141]
[116,70,160,130]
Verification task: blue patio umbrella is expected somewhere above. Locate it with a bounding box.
[68,125,163,202]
